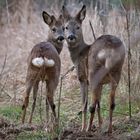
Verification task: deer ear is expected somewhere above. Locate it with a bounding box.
[76,5,86,23]
[62,5,70,21]
[42,11,56,26]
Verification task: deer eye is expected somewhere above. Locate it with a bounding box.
[52,27,56,32]
[76,26,80,30]
[65,26,68,30]
[62,26,65,31]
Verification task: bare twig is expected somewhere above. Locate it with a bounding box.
[0,54,7,80]
[6,0,10,26]
[57,66,75,128]
[122,0,132,119]
[58,77,63,128]
[0,83,12,98]
[39,82,43,124]
[126,9,132,120]
[0,77,9,97]
[89,20,96,40]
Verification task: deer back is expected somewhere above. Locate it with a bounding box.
[88,35,125,85]
[26,42,61,84]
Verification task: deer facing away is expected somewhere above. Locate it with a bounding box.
[62,5,125,133]
[21,11,64,124]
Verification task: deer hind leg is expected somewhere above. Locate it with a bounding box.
[97,85,103,129]
[47,82,57,121]
[47,95,56,122]
[22,80,33,123]
[46,96,49,122]
[28,81,39,124]
[87,87,101,131]
[108,76,118,134]
[108,86,116,133]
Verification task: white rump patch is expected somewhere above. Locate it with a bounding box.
[98,48,123,69]
[32,57,44,67]
[44,57,55,67]
[32,57,55,68]
[97,49,106,60]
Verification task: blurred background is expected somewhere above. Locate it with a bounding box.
[0,0,140,139]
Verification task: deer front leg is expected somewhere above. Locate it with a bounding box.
[76,61,88,131]
[79,79,88,131]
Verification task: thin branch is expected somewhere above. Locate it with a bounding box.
[0,53,7,80]
[122,0,132,119]
[6,0,10,26]
[58,77,62,129]
[126,10,132,120]
[89,20,96,40]
[57,66,75,128]
[39,82,43,124]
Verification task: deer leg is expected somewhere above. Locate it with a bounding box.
[48,95,56,119]
[108,89,116,133]
[87,95,97,131]
[22,81,33,123]
[108,73,119,134]
[97,86,103,128]
[87,87,100,131]
[28,81,39,124]
[46,81,57,122]
[79,80,88,131]
[46,96,49,122]
[97,101,102,128]
[108,83,117,133]
[47,82,57,121]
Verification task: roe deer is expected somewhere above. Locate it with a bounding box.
[62,5,125,133]
[21,11,64,124]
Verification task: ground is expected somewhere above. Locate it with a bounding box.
[0,112,140,140]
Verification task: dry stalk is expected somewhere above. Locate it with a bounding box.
[39,82,43,124]
[89,20,96,40]
[121,0,132,119]
[0,54,7,80]
[6,0,10,26]
[57,66,75,128]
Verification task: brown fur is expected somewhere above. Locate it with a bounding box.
[62,5,125,133]
[21,11,64,124]
[88,35,125,133]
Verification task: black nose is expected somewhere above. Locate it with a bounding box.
[57,36,64,41]
[68,35,76,40]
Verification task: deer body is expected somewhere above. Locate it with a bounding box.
[88,35,125,133]
[67,37,90,131]
[62,5,125,133]
[22,11,64,124]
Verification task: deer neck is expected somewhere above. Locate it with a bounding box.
[48,38,63,54]
[67,39,90,65]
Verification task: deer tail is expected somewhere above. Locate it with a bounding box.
[32,57,55,68]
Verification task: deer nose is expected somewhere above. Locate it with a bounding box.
[68,35,76,41]
[57,36,64,42]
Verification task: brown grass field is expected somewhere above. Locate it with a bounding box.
[0,0,140,139]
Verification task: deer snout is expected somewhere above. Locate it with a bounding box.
[57,36,64,42]
[68,35,76,41]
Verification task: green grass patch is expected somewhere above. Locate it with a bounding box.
[0,105,22,122]
[16,131,48,140]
